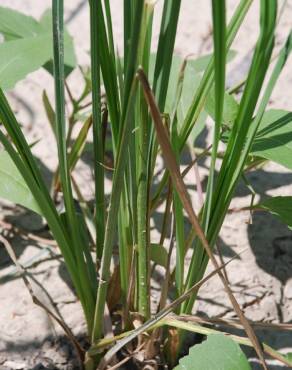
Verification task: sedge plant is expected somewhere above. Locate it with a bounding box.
[0,0,292,369]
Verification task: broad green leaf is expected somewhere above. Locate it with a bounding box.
[153,54,207,142]
[162,52,236,143]
[206,88,239,126]
[187,110,207,146]
[0,6,41,40]
[0,150,42,215]
[39,8,56,32]
[174,334,251,370]
[176,62,202,121]
[120,51,235,145]
[149,243,168,268]
[188,50,237,73]
[284,353,292,364]
[149,54,187,114]
[0,34,52,90]
[251,109,292,170]
[0,7,76,89]
[257,196,292,230]
[150,54,202,119]
[176,62,207,144]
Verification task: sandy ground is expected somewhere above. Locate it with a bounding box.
[0,0,292,369]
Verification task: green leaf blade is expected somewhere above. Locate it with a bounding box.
[174,334,251,370]
[0,6,41,40]
[251,109,292,170]
[257,196,292,230]
[149,243,168,268]
[206,88,239,126]
[0,150,42,215]
[188,50,236,73]
[0,7,76,90]
[0,34,51,90]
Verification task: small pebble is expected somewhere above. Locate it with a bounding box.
[3,361,27,370]
[284,278,292,299]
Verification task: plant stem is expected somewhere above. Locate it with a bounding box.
[89,0,105,261]
[203,0,226,232]
[52,0,96,333]
[136,2,153,320]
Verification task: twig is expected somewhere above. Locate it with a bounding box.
[79,101,93,110]
[0,234,85,366]
[181,145,211,179]
[107,356,130,370]
[177,314,292,331]
[0,219,57,246]
[65,80,76,106]
[227,206,262,213]
[215,243,230,284]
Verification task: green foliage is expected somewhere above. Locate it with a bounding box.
[251,109,292,170]
[257,196,292,230]
[0,150,42,215]
[206,88,239,126]
[149,243,168,268]
[0,7,76,90]
[174,334,251,370]
[0,7,40,40]
[284,353,292,363]
[42,90,56,136]
[0,1,291,368]
[188,50,236,73]
[0,34,52,90]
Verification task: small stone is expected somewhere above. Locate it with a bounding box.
[42,340,53,351]
[261,295,278,320]
[245,307,266,322]
[3,361,26,370]
[284,278,292,299]
[44,348,67,365]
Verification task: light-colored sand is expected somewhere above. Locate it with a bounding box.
[0,1,292,369]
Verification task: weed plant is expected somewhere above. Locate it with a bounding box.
[0,0,292,369]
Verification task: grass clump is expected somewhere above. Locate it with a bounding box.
[0,1,292,369]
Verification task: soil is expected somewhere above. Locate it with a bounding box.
[0,1,292,369]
